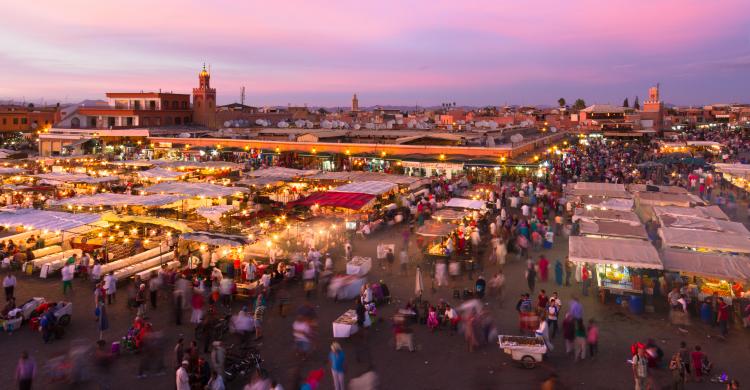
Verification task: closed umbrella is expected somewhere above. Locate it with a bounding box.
[415,266,424,299]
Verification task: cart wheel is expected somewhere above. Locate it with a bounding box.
[521,355,536,369]
[58,315,71,327]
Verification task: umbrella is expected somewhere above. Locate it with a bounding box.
[415,266,424,298]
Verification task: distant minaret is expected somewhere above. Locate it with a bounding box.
[192,64,217,128]
[351,93,359,112]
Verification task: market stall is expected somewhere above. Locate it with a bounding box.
[569,236,662,296]
[661,249,750,304]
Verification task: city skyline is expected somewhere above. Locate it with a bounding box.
[2,0,750,107]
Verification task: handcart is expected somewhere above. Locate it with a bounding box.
[498,335,547,369]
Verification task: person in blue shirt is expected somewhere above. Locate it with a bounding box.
[329,342,345,390]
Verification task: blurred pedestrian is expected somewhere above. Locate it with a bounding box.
[329,342,346,390]
[15,351,35,390]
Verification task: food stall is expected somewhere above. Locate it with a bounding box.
[714,163,750,193]
[661,249,750,305]
[332,309,359,338]
[569,236,662,307]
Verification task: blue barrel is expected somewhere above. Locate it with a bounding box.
[629,295,644,314]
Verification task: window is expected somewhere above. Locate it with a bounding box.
[134,100,141,110]
[175,117,181,125]
[172,101,178,109]
[126,117,133,126]
[184,116,190,124]
[2,118,6,125]
[181,101,187,109]
[71,117,80,128]
[149,101,156,110]
[89,117,97,127]
[12,118,18,125]
[108,117,115,127]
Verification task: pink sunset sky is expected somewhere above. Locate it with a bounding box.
[2,0,749,107]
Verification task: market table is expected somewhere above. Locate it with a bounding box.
[346,256,372,276]
[332,309,359,338]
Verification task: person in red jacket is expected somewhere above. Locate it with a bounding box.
[717,298,730,338]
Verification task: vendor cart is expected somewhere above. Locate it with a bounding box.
[498,335,547,369]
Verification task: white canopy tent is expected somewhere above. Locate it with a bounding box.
[246,167,319,179]
[567,182,631,198]
[659,227,750,253]
[34,173,120,185]
[568,236,662,269]
[661,249,750,281]
[151,160,244,170]
[142,182,248,197]
[137,168,188,181]
[0,209,101,232]
[330,181,398,196]
[51,193,185,207]
[180,231,251,247]
[444,197,486,210]
[196,205,237,224]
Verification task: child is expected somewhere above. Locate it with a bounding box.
[587,318,599,358]
[426,306,439,332]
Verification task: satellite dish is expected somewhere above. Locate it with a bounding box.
[223,121,232,127]
[178,132,191,138]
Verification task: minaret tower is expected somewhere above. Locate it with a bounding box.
[192,64,217,128]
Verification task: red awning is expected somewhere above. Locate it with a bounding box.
[290,191,376,210]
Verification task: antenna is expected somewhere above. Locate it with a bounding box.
[241,86,245,106]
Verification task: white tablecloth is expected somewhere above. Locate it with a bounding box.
[332,309,359,338]
[346,257,372,276]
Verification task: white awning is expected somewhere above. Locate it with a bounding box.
[568,182,631,198]
[137,168,188,181]
[569,236,662,269]
[330,181,398,196]
[196,205,237,224]
[246,167,319,179]
[659,227,750,253]
[661,249,750,281]
[444,197,486,210]
[142,182,248,197]
[0,209,101,232]
[51,193,185,207]
[34,173,120,184]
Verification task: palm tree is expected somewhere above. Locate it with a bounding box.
[557,98,566,108]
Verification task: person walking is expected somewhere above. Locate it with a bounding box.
[587,319,599,358]
[554,260,563,287]
[581,264,591,296]
[148,274,160,309]
[562,312,575,355]
[4,271,16,302]
[669,351,687,390]
[15,351,35,390]
[632,345,649,390]
[546,297,559,339]
[210,341,226,378]
[526,260,537,293]
[717,298,730,338]
[103,272,116,305]
[61,263,74,295]
[175,360,190,390]
[329,342,346,390]
[538,255,549,283]
[135,284,147,318]
[573,319,586,362]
